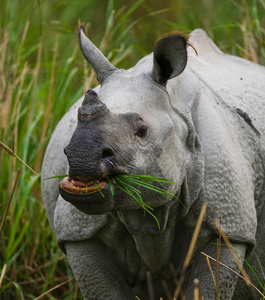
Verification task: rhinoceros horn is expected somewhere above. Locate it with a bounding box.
[78,89,109,120]
[79,24,117,84]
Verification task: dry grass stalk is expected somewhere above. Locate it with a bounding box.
[214,219,252,290]
[1,20,30,131]
[0,28,9,96]
[14,20,30,80]
[2,83,13,132]
[0,264,7,288]
[215,217,221,299]
[146,271,155,300]
[1,21,31,169]
[173,203,208,299]
[215,239,220,298]
[34,277,74,300]
[193,278,202,300]
[161,279,173,300]
[11,62,29,124]
[200,252,264,298]
[241,22,259,63]
[0,169,20,234]
[25,38,43,138]
[84,64,96,92]
[0,141,38,175]
[31,40,43,106]
[34,41,57,172]
[112,47,132,66]
[169,263,186,299]
[205,256,215,287]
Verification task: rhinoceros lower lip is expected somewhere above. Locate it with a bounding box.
[60,176,106,195]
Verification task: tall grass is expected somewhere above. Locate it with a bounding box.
[0,0,82,297]
[0,0,264,299]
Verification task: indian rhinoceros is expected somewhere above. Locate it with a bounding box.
[41,24,265,300]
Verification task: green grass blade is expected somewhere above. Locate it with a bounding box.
[94,181,105,198]
[112,180,145,207]
[238,253,265,291]
[45,174,68,180]
[6,223,29,261]
[119,177,173,199]
[109,180,114,196]
[255,253,265,283]
[144,208,161,231]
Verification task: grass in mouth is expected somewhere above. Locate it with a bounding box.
[106,174,175,230]
[46,174,175,230]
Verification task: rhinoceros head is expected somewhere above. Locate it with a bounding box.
[59,25,202,233]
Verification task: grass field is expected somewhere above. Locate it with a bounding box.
[0,0,265,298]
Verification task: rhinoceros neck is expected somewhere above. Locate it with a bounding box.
[114,200,181,272]
[132,223,177,273]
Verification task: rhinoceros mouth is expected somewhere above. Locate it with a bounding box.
[59,176,106,195]
[59,176,114,215]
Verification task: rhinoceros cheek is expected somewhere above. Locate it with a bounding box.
[59,181,115,215]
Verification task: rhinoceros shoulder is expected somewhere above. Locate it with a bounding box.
[186,28,265,139]
[188,28,265,91]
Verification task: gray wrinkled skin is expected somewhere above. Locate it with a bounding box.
[41,29,265,299]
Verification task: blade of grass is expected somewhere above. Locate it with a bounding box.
[118,174,174,188]
[120,177,173,199]
[112,180,146,208]
[109,180,114,196]
[5,174,40,261]
[115,175,174,198]
[240,254,265,290]
[45,175,68,180]
[108,176,156,210]
[144,208,161,231]
[118,174,174,183]
[6,223,30,262]
[255,253,265,286]
[94,181,105,198]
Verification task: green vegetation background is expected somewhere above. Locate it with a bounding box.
[0,0,264,298]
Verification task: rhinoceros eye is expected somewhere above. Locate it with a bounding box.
[136,125,148,138]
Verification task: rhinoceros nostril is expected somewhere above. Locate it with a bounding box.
[101,147,114,160]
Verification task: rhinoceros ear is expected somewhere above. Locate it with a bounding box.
[152,33,189,85]
[78,23,117,84]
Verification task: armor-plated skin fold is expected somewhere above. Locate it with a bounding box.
[41,27,265,300]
